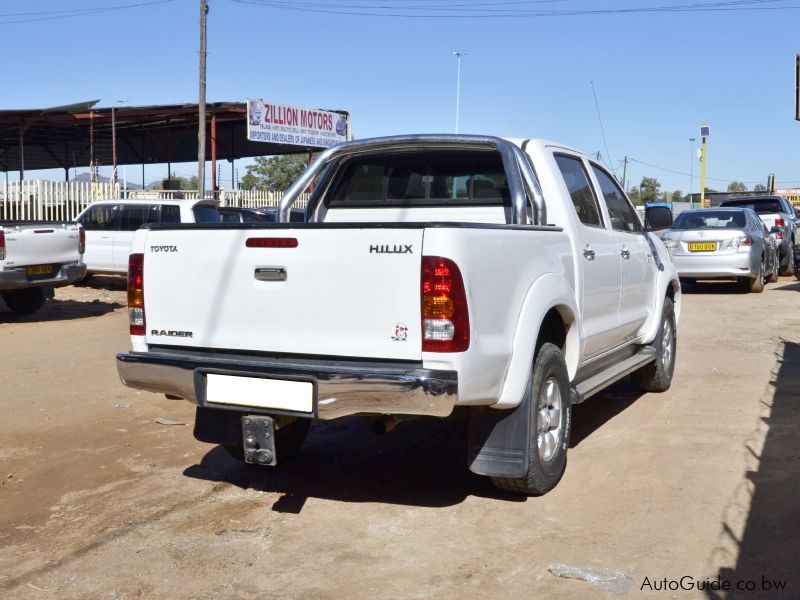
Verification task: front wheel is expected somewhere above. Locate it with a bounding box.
[632,297,676,393]
[1,287,46,315]
[491,343,571,496]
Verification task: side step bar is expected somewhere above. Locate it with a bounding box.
[572,346,657,404]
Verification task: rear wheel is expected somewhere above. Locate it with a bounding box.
[224,417,311,463]
[491,343,571,496]
[1,287,46,315]
[780,245,795,276]
[748,259,765,293]
[632,297,676,393]
[766,251,780,283]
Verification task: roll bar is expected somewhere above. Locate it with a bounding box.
[276,134,546,225]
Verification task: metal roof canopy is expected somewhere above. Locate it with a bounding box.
[0,100,349,182]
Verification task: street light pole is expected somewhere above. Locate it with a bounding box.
[689,137,695,208]
[453,51,466,133]
[198,0,208,197]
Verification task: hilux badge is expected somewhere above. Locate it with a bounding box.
[391,323,408,341]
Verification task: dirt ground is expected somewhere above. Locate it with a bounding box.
[1,276,799,599]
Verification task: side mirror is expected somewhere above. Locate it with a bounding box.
[645,205,673,231]
[770,225,782,234]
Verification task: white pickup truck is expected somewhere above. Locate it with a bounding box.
[116,135,680,495]
[0,221,86,314]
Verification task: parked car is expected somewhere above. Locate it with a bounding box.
[718,196,797,275]
[115,134,680,496]
[0,221,86,314]
[75,199,220,275]
[217,207,274,223]
[660,207,778,292]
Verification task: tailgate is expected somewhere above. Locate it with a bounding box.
[757,213,780,229]
[2,224,80,268]
[142,227,425,361]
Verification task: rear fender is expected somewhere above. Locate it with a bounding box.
[493,273,578,410]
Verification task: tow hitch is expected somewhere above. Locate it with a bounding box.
[242,415,277,466]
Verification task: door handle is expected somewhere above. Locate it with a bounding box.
[620,248,631,260]
[254,267,287,282]
[583,247,596,261]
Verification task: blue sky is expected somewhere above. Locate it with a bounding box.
[2,0,799,194]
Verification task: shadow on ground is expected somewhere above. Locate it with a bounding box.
[705,340,800,598]
[680,280,748,295]
[0,297,123,323]
[571,379,644,447]
[74,274,127,291]
[185,379,646,510]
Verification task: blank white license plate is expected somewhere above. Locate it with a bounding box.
[206,374,313,413]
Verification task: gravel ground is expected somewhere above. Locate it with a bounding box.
[1,276,798,599]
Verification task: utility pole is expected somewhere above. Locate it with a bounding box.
[453,51,466,133]
[689,137,695,207]
[197,0,208,198]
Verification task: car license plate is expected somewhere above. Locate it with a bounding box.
[25,264,54,276]
[688,242,717,252]
[205,374,313,413]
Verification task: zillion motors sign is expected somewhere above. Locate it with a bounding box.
[246,99,349,148]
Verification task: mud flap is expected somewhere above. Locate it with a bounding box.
[468,397,533,479]
[468,387,577,478]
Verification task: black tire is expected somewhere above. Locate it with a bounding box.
[491,343,571,496]
[766,251,780,283]
[632,297,676,393]
[224,417,311,463]
[748,259,765,293]
[779,245,795,276]
[1,287,46,315]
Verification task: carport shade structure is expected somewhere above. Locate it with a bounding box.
[0,100,349,190]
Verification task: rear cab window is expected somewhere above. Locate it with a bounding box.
[325,150,510,208]
[721,198,784,214]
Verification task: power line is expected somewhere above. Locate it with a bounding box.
[229,0,800,18]
[628,157,779,186]
[0,1,176,26]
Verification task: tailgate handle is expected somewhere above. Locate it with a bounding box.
[255,267,287,282]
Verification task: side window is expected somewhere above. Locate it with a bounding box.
[590,165,642,234]
[160,205,181,223]
[80,204,119,231]
[118,204,149,232]
[554,154,603,227]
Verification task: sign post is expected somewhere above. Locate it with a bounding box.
[700,124,710,208]
[246,99,350,149]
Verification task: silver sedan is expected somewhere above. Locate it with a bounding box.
[661,207,779,293]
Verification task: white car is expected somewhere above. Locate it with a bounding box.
[116,135,680,495]
[75,199,219,274]
[0,221,86,314]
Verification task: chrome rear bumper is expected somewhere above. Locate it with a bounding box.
[116,350,458,420]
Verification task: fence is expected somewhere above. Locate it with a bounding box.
[1,181,120,222]
[0,181,308,222]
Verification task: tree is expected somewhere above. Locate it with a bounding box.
[728,181,747,192]
[754,184,767,192]
[639,177,661,203]
[671,190,683,203]
[628,186,641,205]
[241,154,308,191]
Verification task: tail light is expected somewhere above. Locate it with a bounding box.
[776,231,784,240]
[78,226,86,255]
[726,236,753,249]
[421,256,469,352]
[775,218,785,228]
[128,253,145,336]
[0,230,5,261]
